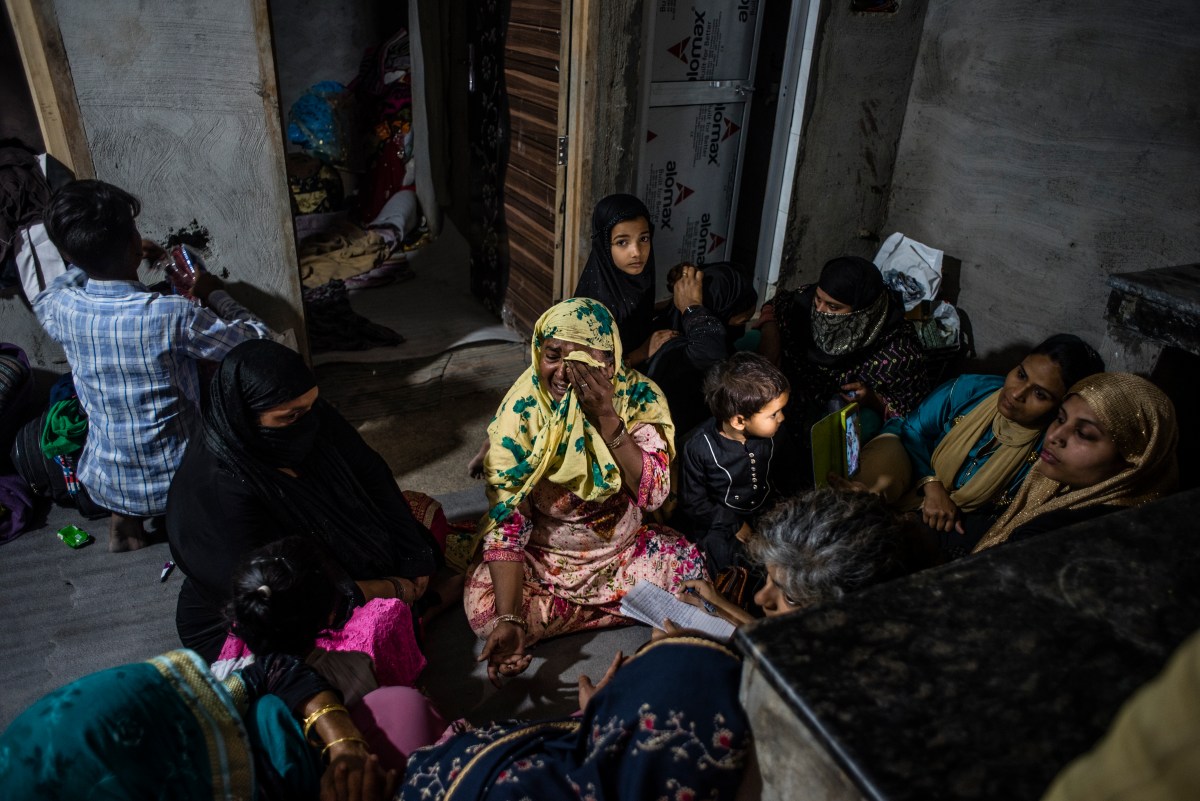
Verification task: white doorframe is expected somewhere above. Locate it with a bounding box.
[752,0,822,305]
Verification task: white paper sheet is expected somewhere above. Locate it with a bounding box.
[619,581,736,641]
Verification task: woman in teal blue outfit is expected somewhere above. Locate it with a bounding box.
[0,649,393,801]
[852,334,1103,557]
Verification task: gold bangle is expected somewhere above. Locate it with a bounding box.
[606,421,627,450]
[491,613,528,633]
[321,736,370,762]
[303,703,349,743]
[916,475,943,489]
[387,576,407,603]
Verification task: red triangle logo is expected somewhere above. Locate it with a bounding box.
[708,232,726,253]
[646,130,657,143]
[667,38,690,63]
[674,184,694,206]
[722,118,741,141]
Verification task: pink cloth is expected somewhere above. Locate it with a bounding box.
[216,597,425,687]
[351,686,446,771]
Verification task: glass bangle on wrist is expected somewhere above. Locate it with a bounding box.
[606,421,627,450]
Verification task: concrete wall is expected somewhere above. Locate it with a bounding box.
[779,0,930,290]
[884,0,1200,361]
[0,0,303,378]
[270,0,405,129]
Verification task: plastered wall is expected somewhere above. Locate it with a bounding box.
[1,0,304,378]
[781,0,1200,361]
[779,0,930,289]
[884,0,1200,361]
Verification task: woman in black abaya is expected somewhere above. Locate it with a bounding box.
[167,339,441,662]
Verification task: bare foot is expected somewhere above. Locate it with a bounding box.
[467,439,490,479]
[108,514,161,552]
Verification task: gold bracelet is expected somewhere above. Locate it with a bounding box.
[916,475,943,490]
[606,421,627,450]
[387,576,408,603]
[303,703,349,743]
[321,736,370,762]
[491,613,528,633]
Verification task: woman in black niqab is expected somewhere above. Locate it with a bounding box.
[167,339,440,660]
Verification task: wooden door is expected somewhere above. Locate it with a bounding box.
[467,0,568,333]
[502,0,567,331]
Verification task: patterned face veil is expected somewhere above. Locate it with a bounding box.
[809,256,892,357]
[809,290,891,357]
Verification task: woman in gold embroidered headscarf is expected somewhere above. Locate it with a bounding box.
[464,298,707,684]
[974,372,1178,551]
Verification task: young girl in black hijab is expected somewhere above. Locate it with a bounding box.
[167,339,441,662]
[572,193,663,365]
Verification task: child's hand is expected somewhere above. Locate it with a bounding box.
[735,522,753,543]
[839,381,880,412]
[647,329,679,359]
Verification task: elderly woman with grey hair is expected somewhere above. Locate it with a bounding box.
[676,487,902,626]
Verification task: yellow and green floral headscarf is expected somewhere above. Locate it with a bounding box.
[477,297,674,541]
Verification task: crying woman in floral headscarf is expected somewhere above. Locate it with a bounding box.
[464,297,707,684]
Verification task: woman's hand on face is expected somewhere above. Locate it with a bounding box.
[647,329,680,359]
[672,265,704,312]
[840,381,881,412]
[577,649,625,710]
[478,621,532,687]
[565,361,617,426]
[320,753,398,801]
[920,481,964,534]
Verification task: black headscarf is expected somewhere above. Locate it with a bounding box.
[818,256,886,308]
[573,194,656,352]
[203,340,437,580]
[778,256,906,367]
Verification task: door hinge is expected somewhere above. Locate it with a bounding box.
[557,136,568,166]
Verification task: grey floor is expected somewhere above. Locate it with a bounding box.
[0,221,650,731]
[0,390,652,731]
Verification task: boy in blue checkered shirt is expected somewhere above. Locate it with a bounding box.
[35,180,272,551]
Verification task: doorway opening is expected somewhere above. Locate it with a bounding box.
[265,0,523,386]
